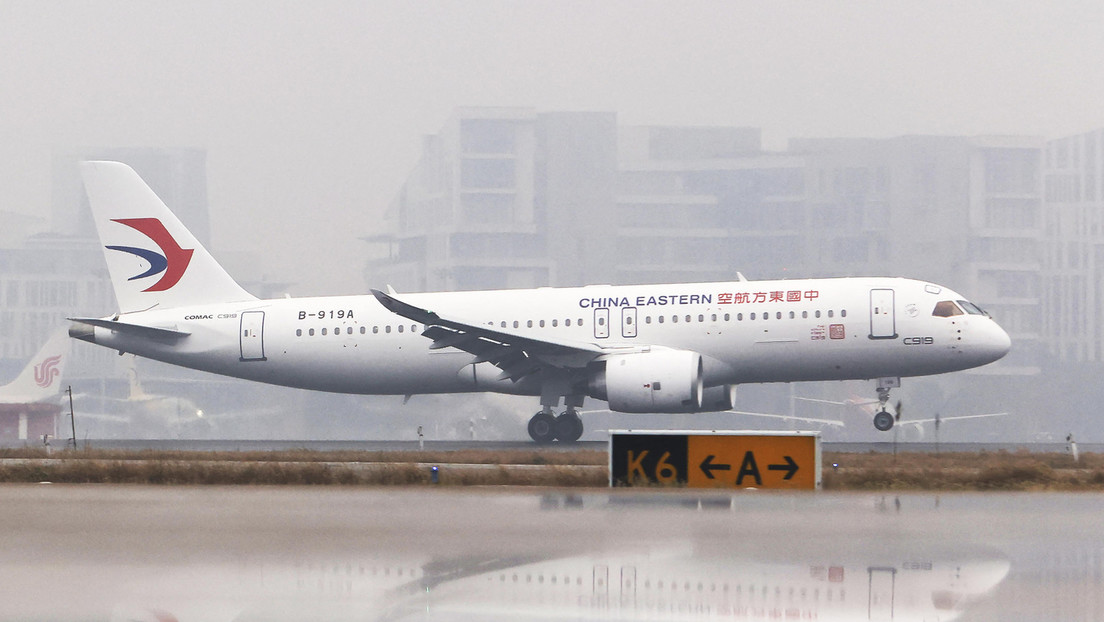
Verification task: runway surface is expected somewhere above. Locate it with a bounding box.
[65,438,1104,454]
[0,486,1100,621]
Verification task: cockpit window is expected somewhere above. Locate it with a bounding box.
[932,301,963,317]
[957,300,987,316]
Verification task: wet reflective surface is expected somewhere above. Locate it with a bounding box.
[0,486,1100,621]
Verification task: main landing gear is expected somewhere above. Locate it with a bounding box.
[528,409,584,444]
[872,377,900,432]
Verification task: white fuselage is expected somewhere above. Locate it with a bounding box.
[77,277,1011,405]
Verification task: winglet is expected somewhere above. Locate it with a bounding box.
[370,289,440,325]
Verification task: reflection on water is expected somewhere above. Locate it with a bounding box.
[0,487,1099,621]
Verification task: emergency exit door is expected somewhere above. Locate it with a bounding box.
[869,289,897,339]
[240,311,267,361]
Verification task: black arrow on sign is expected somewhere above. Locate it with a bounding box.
[699,454,731,479]
[768,456,799,480]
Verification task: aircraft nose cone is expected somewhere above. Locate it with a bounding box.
[982,321,1012,363]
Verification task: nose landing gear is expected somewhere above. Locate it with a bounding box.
[872,377,900,431]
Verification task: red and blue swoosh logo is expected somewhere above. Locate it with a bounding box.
[106,218,194,292]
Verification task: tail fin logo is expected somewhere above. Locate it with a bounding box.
[106,218,195,292]
[34,355,61,388]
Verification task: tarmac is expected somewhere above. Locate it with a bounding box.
[0,485,1100,621]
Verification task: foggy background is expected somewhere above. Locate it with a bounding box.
[3,1,1104,443]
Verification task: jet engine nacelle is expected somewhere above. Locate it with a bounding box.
[587,350,703,413]
[699,384,737,412]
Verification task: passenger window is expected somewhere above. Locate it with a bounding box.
[672,315,679,323]
[645,316,652,324]
[309,328,315,336]
[527,320,533,328]
[347,327,353,335]
[552,319,558,327]
[372,326,379,334]
[296,329,302,337]
[539,320,545,328]
[360,326,366,334]
[802,311,808,319]
[598,317,605,326]
[322,328,327,336]
[789,311,795,319]
[827,310,834,318]
[776,312,782,319]
[815,311,821,318]
[737,313,743,321]
[685,315,691,323]
[578,319,584,326]
[841,309,847,318]
[658,316,665,324]
[565,319,571,327]
[698,314,704,322]
[385,326,391,334]
[750,313,756,320]
[724,313,730,321]
[513,321,519,328]
[932,301,963,317]
[398,325,404,333]
[501,321,507,328]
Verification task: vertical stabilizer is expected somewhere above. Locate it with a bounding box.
[80,161,256,313]
[0,330,70,403]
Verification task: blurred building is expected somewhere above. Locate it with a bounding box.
[1043,129,1104,363]
[366,107,618,291]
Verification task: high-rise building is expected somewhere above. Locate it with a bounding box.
[366,107,617,292]
[1043,129,1104,363]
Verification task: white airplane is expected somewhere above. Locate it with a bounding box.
[0,329,70,405]
[97,537,1010,622]
[69,161,1012,443]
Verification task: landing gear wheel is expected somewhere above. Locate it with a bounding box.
[554,411,584,443]
[873,410,895,432]
[528,411,557,444]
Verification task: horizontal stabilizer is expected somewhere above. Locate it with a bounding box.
[68,317,191,341]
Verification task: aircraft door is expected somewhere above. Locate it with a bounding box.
[621,307,638,338]
[594,308,610,339]
[240,311,267,362]
[867,567,896,621]
[869,289,897,339]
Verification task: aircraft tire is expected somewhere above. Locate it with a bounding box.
[873,410,895,431]
[528,411,557,444]
[554,411,584,443]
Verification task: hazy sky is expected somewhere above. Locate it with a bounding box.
[3,1,1103,294]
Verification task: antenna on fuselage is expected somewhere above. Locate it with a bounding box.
[736,272,748,282]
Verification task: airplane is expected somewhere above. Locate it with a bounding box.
[103,541,1010,622]
[68,161,1012,443]
[0,329,70,442]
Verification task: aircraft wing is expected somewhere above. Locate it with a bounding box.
[726,410,846,427]
[371,289,639,381]
[907,412,1011,425]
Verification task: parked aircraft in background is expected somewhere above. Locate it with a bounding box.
[72,356,209,439]
[0,330,70,443]
[70,162,1011,443]
[0,330,69,404]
